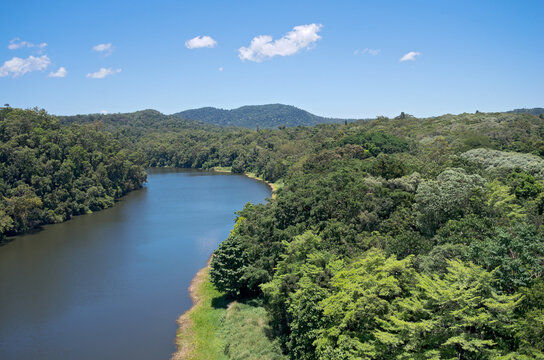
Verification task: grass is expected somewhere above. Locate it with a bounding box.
[173,266,228,360]
[211,166,232,173]
[172,266,285,360]
[221,302,286,360]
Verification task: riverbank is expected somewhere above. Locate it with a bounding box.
[171,264,285,360]
[172,262,226,360]
[211,167,280,198]
[172,170,284,360]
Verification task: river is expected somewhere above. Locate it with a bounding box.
[0,169,271,360]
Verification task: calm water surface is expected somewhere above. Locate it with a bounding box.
[0,169,271,360]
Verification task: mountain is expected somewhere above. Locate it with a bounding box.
[172,104,354,128]
[507,107,544,116]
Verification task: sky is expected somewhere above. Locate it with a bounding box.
[1,0,543,118]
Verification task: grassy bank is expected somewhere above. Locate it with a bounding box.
[172,265,227,360]
[172,265,285,360]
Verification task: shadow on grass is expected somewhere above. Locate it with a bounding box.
[211,294,232,309]
[211,294,264,309]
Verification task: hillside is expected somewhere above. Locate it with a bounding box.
[173,104,354,128]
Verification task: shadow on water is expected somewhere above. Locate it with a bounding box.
[1,226,46,247]
[1,186,149,248]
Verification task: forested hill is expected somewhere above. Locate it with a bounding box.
[507,107,544,116]
[57,109,213,135]
[173,104,354,128]
[58,104,352,132]
[59,109,167,127]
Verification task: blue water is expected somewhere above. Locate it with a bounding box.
[0,169,271,360]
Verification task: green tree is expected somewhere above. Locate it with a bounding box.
[469,224,544,293]
[209,217,250,296]
[314,249,415,359]
[375,261,521,359]
[4,184,43,232]
[415,168,486,235]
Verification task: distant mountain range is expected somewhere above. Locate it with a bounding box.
[57,105,544,131]
[173,104,353,128]
[506,108,544,116]
[58,104,354,130]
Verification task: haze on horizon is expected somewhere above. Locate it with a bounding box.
[1,0,542,118]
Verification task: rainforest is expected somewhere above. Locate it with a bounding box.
[2,105,544,359]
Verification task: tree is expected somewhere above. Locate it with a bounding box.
[0,209,14,241]
[415,168,486,235]
[514,280,544,358]
[507,170,543,200]
[209,217,250,295]
[469,224,544,293]
[4,184,43,232]
[261,232,333,356]
[486,180,526,220]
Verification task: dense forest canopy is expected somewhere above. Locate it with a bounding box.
[3,105,544,359]
[199,110,544,359]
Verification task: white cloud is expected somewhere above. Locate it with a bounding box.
[48,67,67,78]
[238,23,323,62]
[218,67,223,72]
[400,51,421,62]
[8,38,47,50]
[92,43,114,55]
[185,36,217,49]
[354,48,381,56]
[0,55,50,78]
[86,67,121,79]
[100,110,108,114]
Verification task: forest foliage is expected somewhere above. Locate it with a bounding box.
[199,111,544,359]
[0,107,146,241]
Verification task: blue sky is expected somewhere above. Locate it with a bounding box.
[1,0,543,118]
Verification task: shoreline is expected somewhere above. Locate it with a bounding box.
[243,172,277,196]
[211,167,278,198]
[171,260,213,360]
[172,169,277,359]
